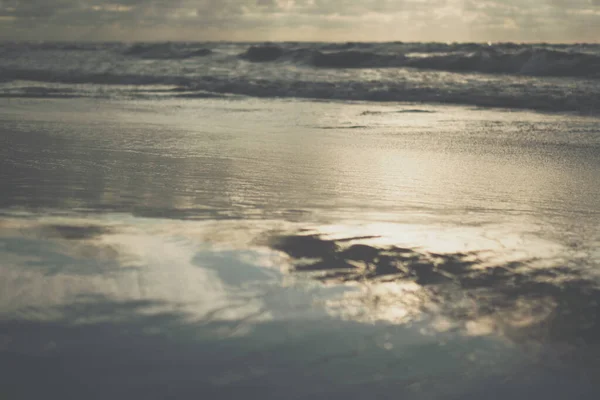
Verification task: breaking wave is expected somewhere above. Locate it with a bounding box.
[1,66,599,113]
[406,48,600,78]
[239,45,406,68]
[1,41,600,113]
[239,45,286,62]
[238,44,600,78]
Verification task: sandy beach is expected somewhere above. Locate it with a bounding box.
[1,97,600,398]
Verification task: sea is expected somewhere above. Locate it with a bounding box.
[1,41,600,399]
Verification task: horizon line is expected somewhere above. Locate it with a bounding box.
[1,39,599,45]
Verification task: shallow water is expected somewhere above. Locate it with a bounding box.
[1,98,600,399]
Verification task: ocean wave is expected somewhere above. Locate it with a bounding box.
[180,76,599,114]
[237,44,600,78]
[239,45,406,68]
[123,43,212,59]
[0,68,189,86]
[239,45,285,62]
[2,67,599,113]
[2,41,600,114]
[311,50,406,68]
[406,48,600,78]
[0,42,114,52]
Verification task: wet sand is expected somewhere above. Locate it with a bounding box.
[1,98,600,399]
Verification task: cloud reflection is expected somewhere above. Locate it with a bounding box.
[2,214,600,397]
[0,216,271,326]
[272,231,600,347]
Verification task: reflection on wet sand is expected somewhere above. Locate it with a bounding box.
[2,99,600,398]
[0,295,524,400]
[1,216,600,399]
[0,217,272,324]
[272,232,600,351]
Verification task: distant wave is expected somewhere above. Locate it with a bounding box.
[239,45,285,62]
[239,45,406,68]
[2,42,600,78]
[123,43,212,59]
[2,42,600,114]
[238,44,600,78]
[0,42,113,52]
[406,48,600,78]
[311,50,406,68]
